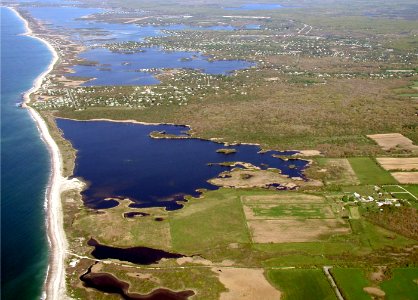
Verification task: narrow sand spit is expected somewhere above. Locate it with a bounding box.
[213,268,281,300]
[9,7,69,300]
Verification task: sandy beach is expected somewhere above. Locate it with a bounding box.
[8,7,68,300]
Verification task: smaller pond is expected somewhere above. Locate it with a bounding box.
[80,263,195,299]
[88,238,185,265]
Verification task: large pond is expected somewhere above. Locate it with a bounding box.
[71,47,255,86]
[27,6,242,44]
[57,119,308,210]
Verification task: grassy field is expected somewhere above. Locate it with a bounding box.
[380,268,418,300]
[252,203,331,219]
[399,185,418,208]
[401,185,418,197]
[267,269,337,300]
[330,268,372,300]
[169,188,251,254]
[349,219,415,250]
[73,201,173,249]
[341,185,376,195]
[348,157,397,185]
[316,158,360,186]
[383,185,405,193]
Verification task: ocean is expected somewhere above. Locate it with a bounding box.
[1,7,52,299]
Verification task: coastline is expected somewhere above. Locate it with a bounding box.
[8,7,68,300]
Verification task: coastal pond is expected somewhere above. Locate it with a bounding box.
[27,6,255,45]
[81,262,195,299]
[56,119,308,210]
[88,238,184,264]
[70,47,255,86]
[26,5,255,85]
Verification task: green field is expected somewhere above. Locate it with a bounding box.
[348,158,397,185]
[382,185,405,193]
[169,188,251,254]
[331,268,372,300]
[383,185,418,207]
[380,268,418,300]
[341,185,376,195]
[401,185,418,197]
[349,219,415,250]
[267,269,337,300]
[252,203,330,219]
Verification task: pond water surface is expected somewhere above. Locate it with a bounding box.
[57,119,308,210]
[71,47,255,86]
[80,262,195,299]
[27,5,254,85]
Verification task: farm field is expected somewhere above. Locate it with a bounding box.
[391,172,418,184]
[267,268,337,300]
[348,157,397,185]
[242,193,350,243]
[315,158,360,186]
[376,157,418,171]
[330,268,372,300]
[380,268,418,300]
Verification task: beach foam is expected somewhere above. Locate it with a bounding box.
[8,7,68,300]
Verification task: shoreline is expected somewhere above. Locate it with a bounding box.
[56,117,319,156]
[8,7,68,300]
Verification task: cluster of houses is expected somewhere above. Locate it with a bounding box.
[348,186,402,208]
[32,70,252,110]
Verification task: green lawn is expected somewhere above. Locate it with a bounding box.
[330,268,371,300]
[252,204,328,218]
[393,193,417,202]
[401,185,418,197]
[341,185,376,195]
[349,219,415,250]
[380,268,418,300]
[348,157,397,185]
[267,269,337,300]
[169,188,251,254]
[257,241,354,267]
[382,185,404,193]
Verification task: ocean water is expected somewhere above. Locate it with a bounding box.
[56,119,307,210]
[1,7,52,300]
